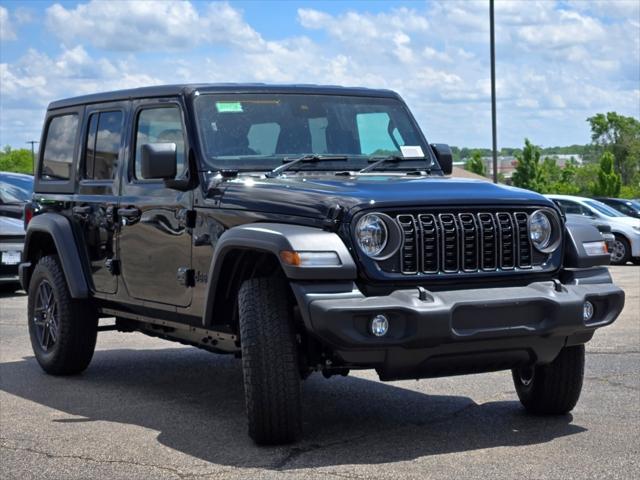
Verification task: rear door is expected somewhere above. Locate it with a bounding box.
[117,99,193,307]
[73,102,128,295]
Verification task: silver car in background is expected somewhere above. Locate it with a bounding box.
[547,194,640,265]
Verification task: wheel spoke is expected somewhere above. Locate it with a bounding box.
[41,326,50,349]
[48,323,57,343]
[37,284,48,309]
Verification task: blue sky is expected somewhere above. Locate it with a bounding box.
[1,0,638,149]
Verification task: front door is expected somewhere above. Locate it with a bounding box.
[117,99,192,307]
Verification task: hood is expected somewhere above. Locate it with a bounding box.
[218,173,554,220]
[0,216,25,236]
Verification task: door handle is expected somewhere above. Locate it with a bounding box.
[117,207,141,225]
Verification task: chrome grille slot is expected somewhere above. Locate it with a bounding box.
[439,214,459,272]
[397,215,418,274]
[458,213,478,271]
[496,213,515,269]
[514,212,532,268]
[418,214,439,273]
[478,213,497,270]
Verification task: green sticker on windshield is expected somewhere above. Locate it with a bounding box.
[216,102,243,113]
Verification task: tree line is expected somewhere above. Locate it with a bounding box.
[463,112,640,198]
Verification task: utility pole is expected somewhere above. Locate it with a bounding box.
[26,141,38,174]
[490,0,498,183]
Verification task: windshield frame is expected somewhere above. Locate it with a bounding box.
[190,91,438,173]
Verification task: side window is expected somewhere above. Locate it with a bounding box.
[41,114,79,181]
[84,111,123,180]
[134,106,185,179]
[247,122,280,155]
[356,112,403,156]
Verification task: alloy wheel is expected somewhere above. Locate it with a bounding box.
[611,240,626,264]
[33,280,59,352]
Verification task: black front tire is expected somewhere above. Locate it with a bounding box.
[27,255,98,375]
[512,344,585,415]
[238,276,302,445]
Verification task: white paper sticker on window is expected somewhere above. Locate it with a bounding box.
[400,146,424,158]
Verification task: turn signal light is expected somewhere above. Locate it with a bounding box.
[279,251,341,267]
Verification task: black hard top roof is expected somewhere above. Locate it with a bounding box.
[48,83,401,110]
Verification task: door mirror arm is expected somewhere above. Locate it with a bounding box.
[164,149,199,192]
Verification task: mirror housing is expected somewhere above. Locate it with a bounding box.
[431,143,453,175]
[140,143,177,180]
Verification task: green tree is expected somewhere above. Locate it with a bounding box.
[0,146,34,174]
[464,150,486,176]
[591,151,622,197]
[512,139,546,192]
[587,112,640,183]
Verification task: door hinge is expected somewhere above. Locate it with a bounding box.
[177,267,195,287]
[105,258,121,276]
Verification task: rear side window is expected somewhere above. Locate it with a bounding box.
[84,111,123,180]
[134,107,185,179]
[41,114,79,181]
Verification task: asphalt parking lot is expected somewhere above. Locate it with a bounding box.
[1,266,639,480]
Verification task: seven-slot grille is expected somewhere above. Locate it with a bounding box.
[396,211,534,275]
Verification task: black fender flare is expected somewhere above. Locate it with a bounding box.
[22,213,91,298]
[202,223,356,326]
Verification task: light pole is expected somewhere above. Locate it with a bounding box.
[26,141,38,174]
[490,0,498,183]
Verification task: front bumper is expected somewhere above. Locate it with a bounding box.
[292,276,624,380]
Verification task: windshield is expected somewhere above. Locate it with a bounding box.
[193,93,431,171]
[585,200,626,217]
[0,176,33,203]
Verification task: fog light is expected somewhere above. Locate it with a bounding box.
[370,315,389,337]
[583,301,594,322]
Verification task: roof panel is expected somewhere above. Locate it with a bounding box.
[48,83,400,109]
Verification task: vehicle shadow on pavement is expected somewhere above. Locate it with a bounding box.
[0,347,586,469]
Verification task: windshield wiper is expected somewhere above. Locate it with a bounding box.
[359,155,430,174]
[266,154,348,178]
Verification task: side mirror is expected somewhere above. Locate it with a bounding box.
[140,143,177,180]
[431,143,453,175]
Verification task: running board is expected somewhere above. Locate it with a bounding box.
[100,308,240,353]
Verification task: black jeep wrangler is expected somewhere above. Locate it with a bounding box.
[20,84,625,445]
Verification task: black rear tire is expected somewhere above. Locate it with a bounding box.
[512,345,585,415]
[238,276,302,445]
[27,255,98,375]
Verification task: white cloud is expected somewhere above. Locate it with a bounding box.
[518,10,605,48]
[45,0,264,52]
[0,6,16,41]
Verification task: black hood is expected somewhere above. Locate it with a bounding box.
[217,173,555,220]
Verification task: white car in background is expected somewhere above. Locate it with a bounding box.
[546,194,640,265]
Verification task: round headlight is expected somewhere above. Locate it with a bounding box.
[529,210,553,251]
[356,214,388,257]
